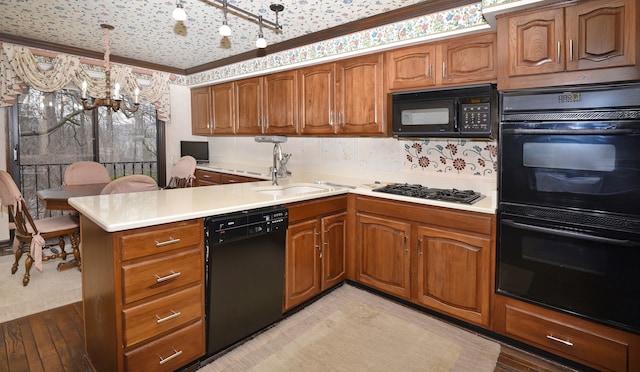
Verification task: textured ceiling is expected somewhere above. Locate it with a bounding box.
[0,0,431,73]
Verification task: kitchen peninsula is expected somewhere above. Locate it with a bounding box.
[69,164,496,371]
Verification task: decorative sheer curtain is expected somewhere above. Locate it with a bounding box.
[0,43,171,122]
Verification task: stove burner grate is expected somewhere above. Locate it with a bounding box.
[372,183,483,204]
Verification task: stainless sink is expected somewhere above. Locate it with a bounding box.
[254,184,331,196]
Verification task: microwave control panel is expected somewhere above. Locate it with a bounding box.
[460,103,491,131]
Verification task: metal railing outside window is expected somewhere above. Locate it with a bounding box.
[20,161,157,218]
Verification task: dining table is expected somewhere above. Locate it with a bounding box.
[36,182,108,271]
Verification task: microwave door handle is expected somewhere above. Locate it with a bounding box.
[502,219,640,247]
[501,128,638,135]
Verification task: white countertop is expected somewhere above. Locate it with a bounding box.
[70,163,496,232]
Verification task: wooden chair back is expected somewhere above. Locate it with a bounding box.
[167,156,196,189]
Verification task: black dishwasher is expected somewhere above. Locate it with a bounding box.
[204,205,288,356]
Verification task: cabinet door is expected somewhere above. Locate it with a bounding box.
[321,212,346,290]
[565,0,636,71]
[263,70,298,135]
[503,8,565,77]
[285,219,321,310]
[386,44,436,91]
[414,225,491,326]
[235,77,263,134]
[335,54,386,135]
[298,63,336,134]
[210,82,235,134]
[440,32,497,85]
[190,86,212,135]
[356,213,411,299]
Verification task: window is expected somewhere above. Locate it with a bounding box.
[11,86,165,217]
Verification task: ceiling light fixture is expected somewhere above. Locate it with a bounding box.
[172,0,187,22]
[256,16,267,49]
[218,1,231,36]
[81,24,139,114]
[172,1,284,49]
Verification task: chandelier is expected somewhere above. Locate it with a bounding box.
[81,24,139,114]
[172,1,284,49]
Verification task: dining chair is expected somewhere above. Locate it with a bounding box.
[0,170,80,286]
[100,174,159,195]
[166,155,197,189]
[63,161,111,185]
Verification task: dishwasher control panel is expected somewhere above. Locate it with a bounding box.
[207,206,289,245]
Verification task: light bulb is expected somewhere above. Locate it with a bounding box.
[219,23,231,37]
[172,6,187,21]
[256,35,267,49]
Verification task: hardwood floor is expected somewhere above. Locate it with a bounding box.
[0,302,581,372]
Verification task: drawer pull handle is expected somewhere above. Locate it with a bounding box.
[158,349,183,365]
[156,271,181,283]
[156,310,182,324]
[155,237,181,247]
[546,334,573,347]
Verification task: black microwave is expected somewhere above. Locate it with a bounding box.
[391,84,498,139]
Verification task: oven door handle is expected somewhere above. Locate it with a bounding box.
[501,128,638,135]
[502,219,639,247]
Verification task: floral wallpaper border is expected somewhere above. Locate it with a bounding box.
[185,3,488,86]
[404,139,498,178]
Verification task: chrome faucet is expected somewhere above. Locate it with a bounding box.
[254,135,288,185]
[272,143,283,185]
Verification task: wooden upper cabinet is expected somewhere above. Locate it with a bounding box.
[386,32,497,91]
[299,55,385,136]
[439,32,497,85]
[497,0,639,89]
[298,63,336,134]
[210,82,235,134]
[502,8,565,77]
[386,44,437,91]
[190,86,212,135]
[565,0,636,71]
[235,77,263,134]
[263,70,298,135]
[335,53,386,135]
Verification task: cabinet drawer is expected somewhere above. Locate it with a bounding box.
[119,219,203,261]
[123,285,203,348]
[195,169,221,184]
[125,319,204,372]
[122,248,202,305]
[505,305,628,371]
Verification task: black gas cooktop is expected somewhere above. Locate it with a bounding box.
[372,183,484,204]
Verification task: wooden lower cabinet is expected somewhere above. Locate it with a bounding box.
[414,225,491,326]
[493,294,640,372]
[353,195,495,327]
[81,217,205,372]
[284,195,347,311]
[356,213,411,299]
[194,169,264,186]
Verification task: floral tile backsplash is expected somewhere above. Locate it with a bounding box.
[404,139,497,178]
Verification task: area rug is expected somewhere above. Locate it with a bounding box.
[201,284,501,372]
[0,254,81,323]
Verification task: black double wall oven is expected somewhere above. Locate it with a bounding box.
[497,83,640,334]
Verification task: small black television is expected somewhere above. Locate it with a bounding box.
[180,141,209,164]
